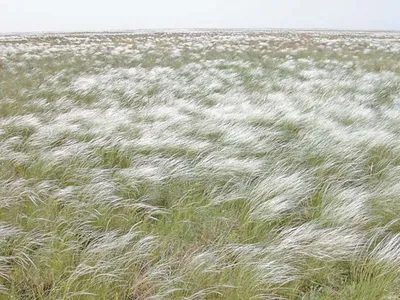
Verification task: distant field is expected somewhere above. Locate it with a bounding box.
[1,30,400,299]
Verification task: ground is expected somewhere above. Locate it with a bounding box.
[1,30,400,299]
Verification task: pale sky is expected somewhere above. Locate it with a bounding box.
[1,0,400,33]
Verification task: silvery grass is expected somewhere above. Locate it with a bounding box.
[1,30,400,299]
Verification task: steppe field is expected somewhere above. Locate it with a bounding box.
[1,30,400,299]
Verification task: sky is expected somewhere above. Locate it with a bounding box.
[1,0,400,33]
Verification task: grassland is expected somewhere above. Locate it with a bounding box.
[1,30,400,299]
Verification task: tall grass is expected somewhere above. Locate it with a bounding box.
[1,30,400,299]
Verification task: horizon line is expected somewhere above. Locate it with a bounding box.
[1,27,400,36]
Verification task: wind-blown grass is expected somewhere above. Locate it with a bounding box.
[1,30,400,299]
